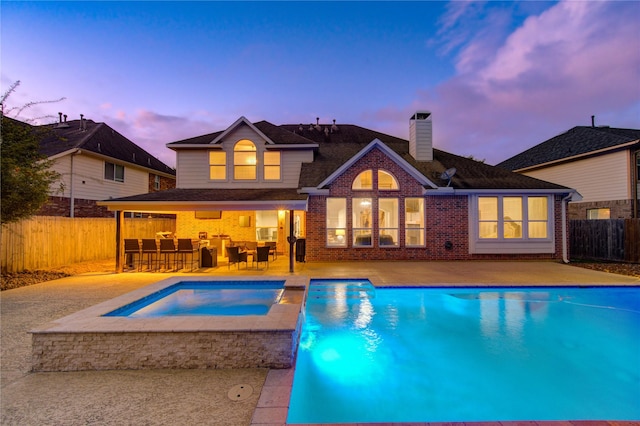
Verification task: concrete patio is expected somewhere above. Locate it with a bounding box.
[2,258,638,425]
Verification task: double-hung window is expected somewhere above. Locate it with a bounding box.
[379,198,398,246]
[104,162,124,182]
[209,151,226,180]
[353,198,373,246]
[405,198,425,246]
[263,151,281,180]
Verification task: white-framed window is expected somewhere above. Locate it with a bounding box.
[326,198,347,247]
[353,197,373,246]
[477,195,550,240]
[405,198,425,246]
[234,139,256,180]
[104,162,124,182]
[264,151,281,180]
[256,210,278,241]
[378,170,399,190]
[352,170,373,190]
[154,175,160,190]
[472,195,553,254]
[209,151,226,180]
[379,198,398,246]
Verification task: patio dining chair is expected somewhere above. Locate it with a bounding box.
[264,241,277,260]
[226,246,248,270]
[253,245,270,270]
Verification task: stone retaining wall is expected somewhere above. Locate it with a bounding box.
[32,330,296,372]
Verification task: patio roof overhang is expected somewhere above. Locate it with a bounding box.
[97,188,309,213]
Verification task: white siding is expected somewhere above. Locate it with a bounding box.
[49,153,149,200]
[175,124,314,189]
[523,150,630,202]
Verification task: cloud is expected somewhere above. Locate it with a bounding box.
[412,1,640,164]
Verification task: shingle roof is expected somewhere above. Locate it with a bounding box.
[496,126,640,171]
[279,123,567,190]
[106,188,307,202]
[38,119,175,176]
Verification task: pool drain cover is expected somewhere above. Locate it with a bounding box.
[227,384,253,401]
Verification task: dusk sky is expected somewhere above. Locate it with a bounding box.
[2,1,639,168]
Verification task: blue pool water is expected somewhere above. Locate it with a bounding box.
[288,280,640,424]
[104,280,285,317]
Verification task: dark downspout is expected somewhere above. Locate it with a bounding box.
[115,210,124,273]
[287,209,296,273]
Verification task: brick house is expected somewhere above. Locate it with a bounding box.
[497,125,640,220]
[34,114,176,217]
[99,112,579,264]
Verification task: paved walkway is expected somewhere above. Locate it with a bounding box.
[2,259,638,425]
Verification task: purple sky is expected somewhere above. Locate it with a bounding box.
[2,1,639,168]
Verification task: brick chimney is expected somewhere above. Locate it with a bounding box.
[409,111,433,162]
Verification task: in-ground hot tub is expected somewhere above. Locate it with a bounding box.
[30,276,307,372]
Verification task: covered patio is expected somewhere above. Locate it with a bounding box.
[98,188,308,273]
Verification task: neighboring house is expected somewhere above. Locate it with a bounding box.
[33,114,176,217]
[497,125,640,220]
[99,112,579,263]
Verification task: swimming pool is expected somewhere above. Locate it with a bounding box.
[104,280,285,317]
[288,280,640,423]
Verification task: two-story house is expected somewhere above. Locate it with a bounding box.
[497,125,640,220]
[99,112,579,266]
[35,114,176,217]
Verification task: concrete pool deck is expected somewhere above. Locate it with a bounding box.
[2,259,639,425]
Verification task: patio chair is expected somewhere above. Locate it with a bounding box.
[158,238,177,271]
[176,239,200,271]
[124,239,141,271]
[253,245,270,270]
[264,241,277,260]
[140,239,159,271]
[226,246,248,270]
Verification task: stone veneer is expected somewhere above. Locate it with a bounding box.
[30,276,306,372]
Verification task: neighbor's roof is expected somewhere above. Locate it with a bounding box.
[497,126,640,172]
[37,118,175,176]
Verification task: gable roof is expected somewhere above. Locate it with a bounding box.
[496,126,640,172]
[38,119,175,176]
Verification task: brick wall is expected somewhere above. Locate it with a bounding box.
[305,147,565,262]
[148,173,176,192]
[568,199,634,220]
[36,196,113,218]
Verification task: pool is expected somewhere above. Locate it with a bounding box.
[288,279,640,423]
[103,280,285,317]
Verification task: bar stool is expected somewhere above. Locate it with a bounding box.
[124,239,141,271]
[176,239,199,271]
[140,239,159,271]
[159,239,177,271]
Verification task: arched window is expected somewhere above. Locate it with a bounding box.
[352,170,373,190]
[234,139,256,180]
[378,170,399,190]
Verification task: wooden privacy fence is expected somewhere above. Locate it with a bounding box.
[570,219,640,263]
[1,216,176,273]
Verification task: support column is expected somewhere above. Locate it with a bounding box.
[115,210,124,273]
[287,209,296,273]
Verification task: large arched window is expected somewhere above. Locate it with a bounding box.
[234,139,256,180]
[352,169,399,190]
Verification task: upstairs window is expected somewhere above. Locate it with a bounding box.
[209,151,226,180]
[104,162,124,182]
[352,170,373,190]
[378,170,399,190]
[234,139,256,180]
[154,175,160,190]
[264,151,281,180]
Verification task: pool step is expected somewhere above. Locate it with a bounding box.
[308,281,375,299]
